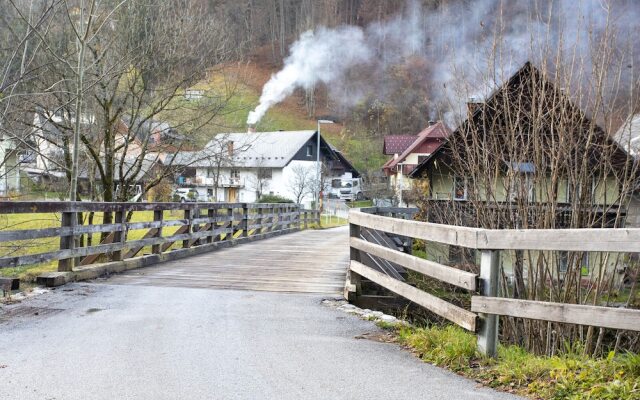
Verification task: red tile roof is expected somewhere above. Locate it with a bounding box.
[383,122,451,172]
[383,135,418,155]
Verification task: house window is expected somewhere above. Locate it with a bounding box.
[417,155,428,164]
[558,252,589,274]
[306,145,313,157]
[453,176,467,200]
[230,169,240,179]
[258,168,272,179]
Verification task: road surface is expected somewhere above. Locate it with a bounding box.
[0,227,520,399]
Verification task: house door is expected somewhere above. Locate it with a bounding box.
[228,188,238,202]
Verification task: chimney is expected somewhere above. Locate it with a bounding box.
[467,96,483,115]
[247,125,256,133]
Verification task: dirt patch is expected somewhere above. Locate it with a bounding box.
[354,331,397,343]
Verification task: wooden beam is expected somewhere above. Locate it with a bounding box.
[350,209,640,252]
[471,296,640,332]
[349,210,479,248]
[350,237,477,290]
[350,260,477,331]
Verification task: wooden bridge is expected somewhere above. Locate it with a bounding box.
[1,201,640,359]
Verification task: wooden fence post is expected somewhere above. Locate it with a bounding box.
[152,209,163,254]
[112,206,126,261]
[303,210,308,230]
[58,211,75,272]
[477,249,500,357]
[226,207,233,240]
[207,208,215,243]
[242,204,249,238]
[345,221,362,300]
[183,208,192,248]
[256,207,263,235]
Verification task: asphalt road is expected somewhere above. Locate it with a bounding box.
[0,283,520,400]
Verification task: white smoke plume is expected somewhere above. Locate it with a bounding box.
[247,26,372,125]
[248,0,640,126]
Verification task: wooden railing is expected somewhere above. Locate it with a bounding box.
[0,201,319,276]
[347,207,640,357]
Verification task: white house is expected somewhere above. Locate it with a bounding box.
[171,130,359,208]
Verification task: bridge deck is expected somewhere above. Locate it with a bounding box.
[105,226,349,294]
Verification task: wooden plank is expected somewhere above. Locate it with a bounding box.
[0,277,19,290]
[80,232,115,265]
[349,210,480,248]
[350,237,477,290]
[471,297,640,332]
[480,228,640,252]
[350,260,477,331]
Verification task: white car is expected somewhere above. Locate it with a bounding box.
[173,188,200,202]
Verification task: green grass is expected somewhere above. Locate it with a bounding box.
[308,215,348,229]
[393,324,640,399]
[347,200,374,208]
[0,210,186,282]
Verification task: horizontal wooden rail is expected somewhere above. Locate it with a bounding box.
[0,202,316,271]
[471,297,640,332]
[351,209,640,252]
[349,207,640,357]
[350,237,477,290]
[350,260,477,331]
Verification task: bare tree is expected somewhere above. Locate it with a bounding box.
[288,163,314,205]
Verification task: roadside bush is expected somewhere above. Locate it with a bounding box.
[257,195,294,203]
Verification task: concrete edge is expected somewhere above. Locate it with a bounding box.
[36,228,300,287]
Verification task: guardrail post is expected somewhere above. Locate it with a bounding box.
[183,207,192,248]
[112,206,126,261]
[256,207,263,235]
[477,249,500,357]
[242,204,249,238]
[207,208,215,244]
[58,211,75,272]
[225,207,233,240]
[345,220,362,301]
[152,209,163,254]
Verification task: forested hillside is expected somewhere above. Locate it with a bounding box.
[1,0,639,192]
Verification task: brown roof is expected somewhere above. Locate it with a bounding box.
[383,135,418,155]
[384,122,450,171]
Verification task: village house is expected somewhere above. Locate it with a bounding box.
[407,62,638,284]
[382,121,449,206]
[170,130,359,207]
[22,110,171,198]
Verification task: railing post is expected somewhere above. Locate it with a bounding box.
[58,211,75,272]
[152,208,163,254]
[183,207,192,248]
[225,207,233,240]
[477,249,500,357]
[242,204,249,238]
[303,210,308,230]
[207,208,215,244]
[345,220,362,301]
[256,207,263,235]
[112,205,126,261]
